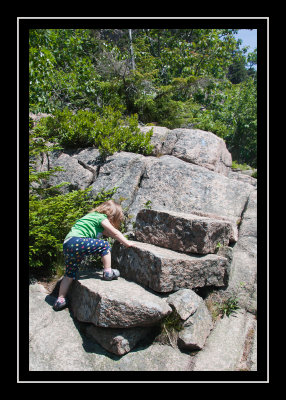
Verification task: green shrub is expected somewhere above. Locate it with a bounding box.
[231,161,252,170]
[251,170,257,178]
[217,296,240,318]
[36,107,154,157]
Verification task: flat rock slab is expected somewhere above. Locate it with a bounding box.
[135,208,237,254]
[96,343,192,371]
[193,309,257,371]
[103,343,192,371]
[68,272,172,328]
[29,284,95,371]
[112,241,228,293]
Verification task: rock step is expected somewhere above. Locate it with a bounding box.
[135,208,237,255]
[68,271,172,328]
[111,241,228,293]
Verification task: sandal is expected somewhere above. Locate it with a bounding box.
[103,269,120,281]
[53,297,68,311]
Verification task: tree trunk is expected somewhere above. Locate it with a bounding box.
[129,29,136,70]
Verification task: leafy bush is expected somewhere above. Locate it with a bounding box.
[36,107,154,157]
[29,29,100,113]
[194,78,257,167]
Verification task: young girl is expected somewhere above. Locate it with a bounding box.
[53,200,134,311]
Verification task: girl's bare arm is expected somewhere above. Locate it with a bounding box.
[101,218,134,247]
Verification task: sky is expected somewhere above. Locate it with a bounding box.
[234,29,257,53]
[233,29,257,69]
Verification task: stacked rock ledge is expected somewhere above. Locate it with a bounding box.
[67,271,173,355]
[68,272,172,328]
[135,208,238,254]
[112,241,228,293]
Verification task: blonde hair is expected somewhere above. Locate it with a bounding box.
[90,200,124,229]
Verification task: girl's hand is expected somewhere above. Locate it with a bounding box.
[125,241,136,248]
[102,219,136,248]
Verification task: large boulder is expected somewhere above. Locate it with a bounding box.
[166,128,232,175]
[68,271,172,328]
[112,240,228,293]
[48,151,94,192]
[135,208,237,254]
[127,155,253,231]
[88,151,146,209]
[33,147,100,194]
[139,127,232,175]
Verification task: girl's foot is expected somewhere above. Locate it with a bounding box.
[103,269,120,281]
[53,296,68,311]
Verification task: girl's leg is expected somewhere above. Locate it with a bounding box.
[101,251,112,273]
[55,237,83,306]
[58,276,73,298]
[55,238,116,311]
[102,250,119,280]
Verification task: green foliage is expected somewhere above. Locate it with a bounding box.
[205,292,241,321]
[29,28,257,166]
[143,200,152,209]
[161,311,184,332]
[158,311,184,348]
[217,296,240,318]
[251,170,257,179]
[193,78,257,166]
[29,29,100,113]
[231,161,252,170]
[35,107,154,157]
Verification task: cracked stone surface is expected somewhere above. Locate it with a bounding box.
[112,241,228,292]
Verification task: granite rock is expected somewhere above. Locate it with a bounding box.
[68,271,172,328]
[112,241,228,293]
[135,208,237,254]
